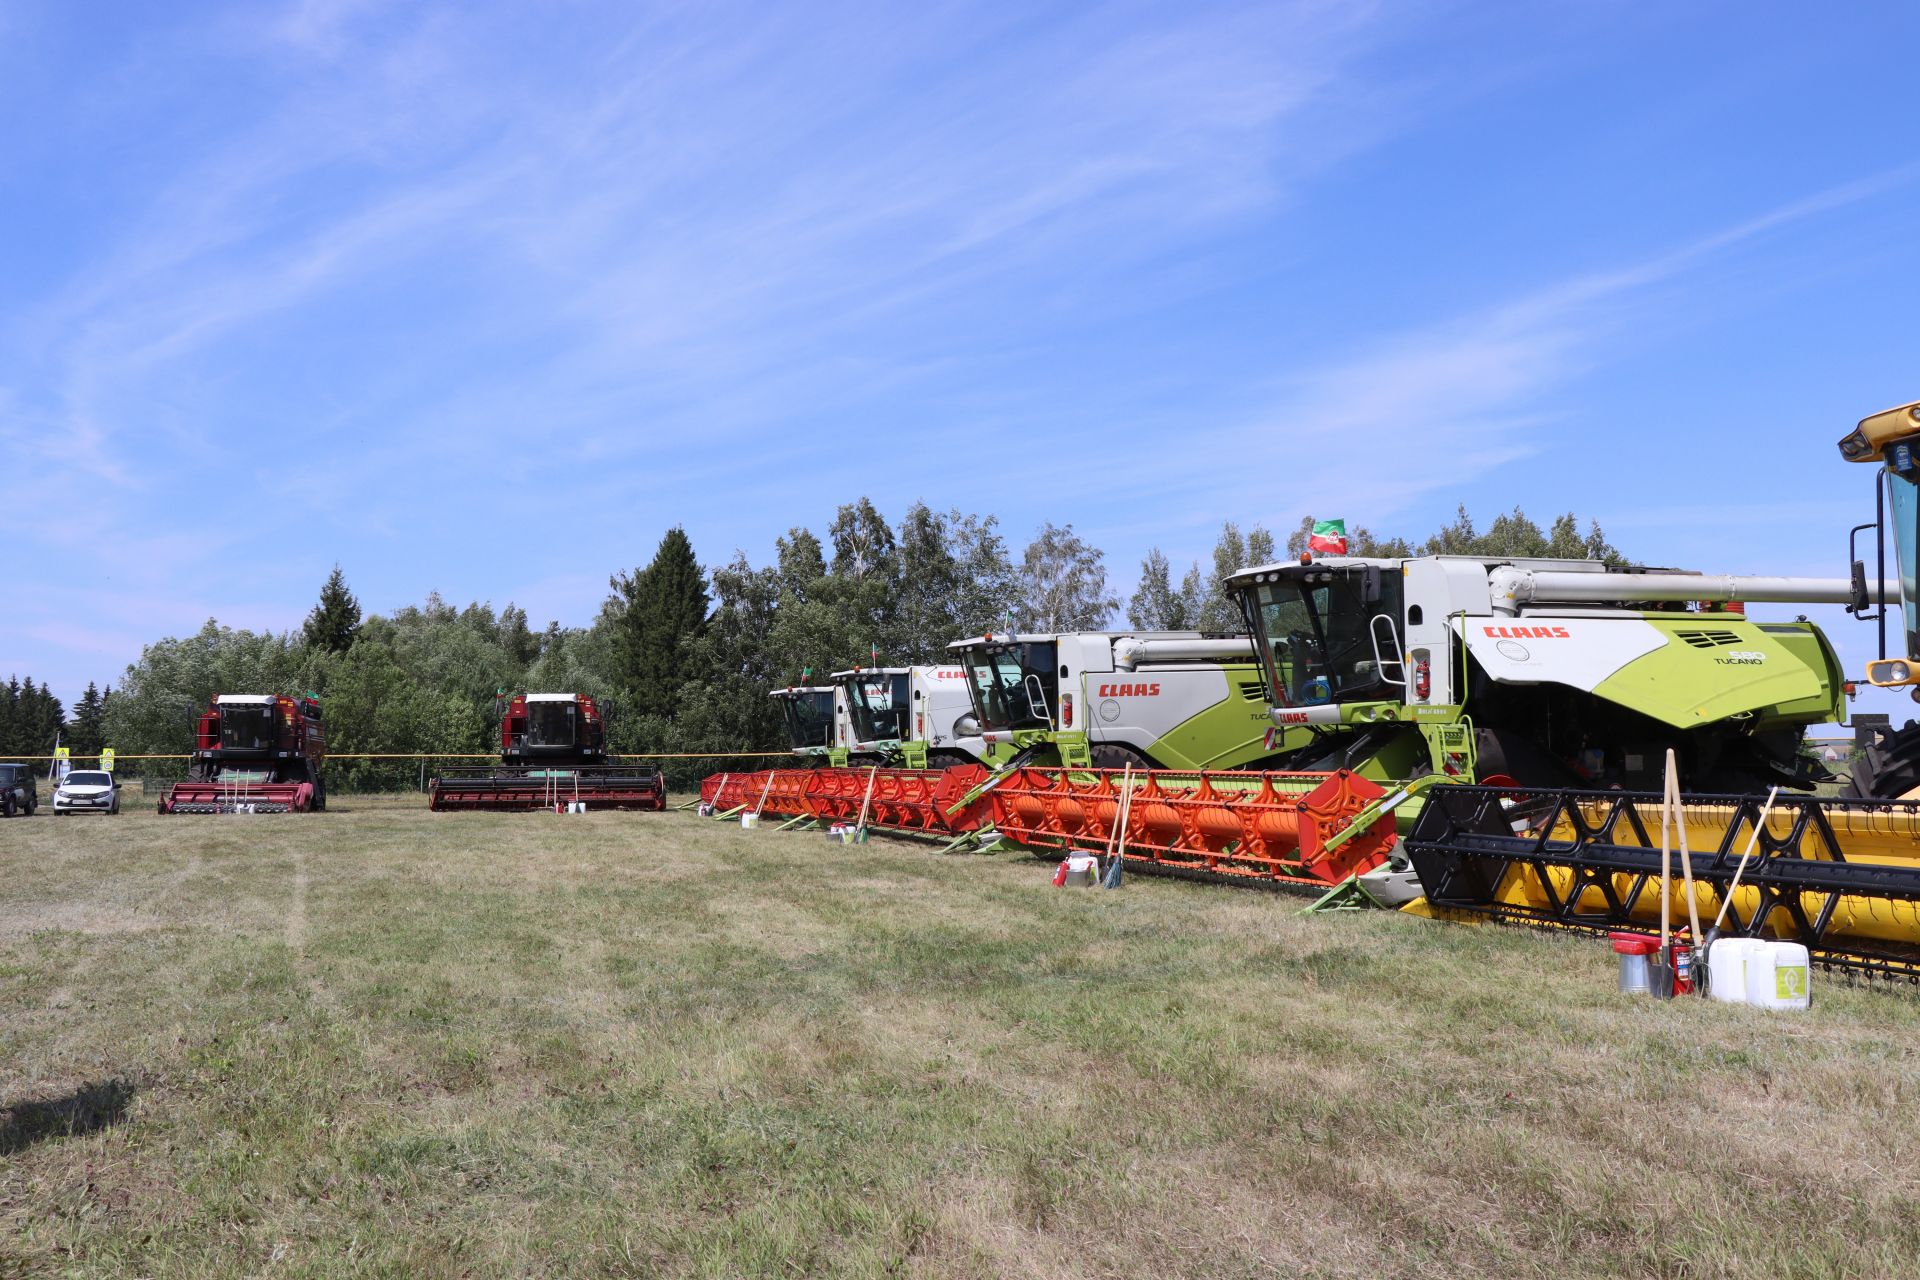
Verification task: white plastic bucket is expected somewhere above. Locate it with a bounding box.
[741,813,760,829]
[1743,941,1811,1010]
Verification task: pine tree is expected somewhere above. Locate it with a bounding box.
[0,677,16,755]
[303,566,363,653]
[69,683,107,756]
[609,527,711,720]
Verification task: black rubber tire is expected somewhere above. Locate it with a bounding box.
[1846,719,1920,799]
[926,751,971,771]
[1,796,12,818]
[1089,742,1153,772]
[312,769,327,813]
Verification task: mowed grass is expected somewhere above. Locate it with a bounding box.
[4,799,1920,1278]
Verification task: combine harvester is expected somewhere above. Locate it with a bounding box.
[830,665,991,768]
[159,694,327,814]
[946,630,1292,770]
[1400,398,1920,978]
[769,684,848,766]
[427,693,664,812]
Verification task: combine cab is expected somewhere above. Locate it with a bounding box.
[830,665,992,768]
[770,685,847,766]
[159,694,326,814]
[427,693,665,812]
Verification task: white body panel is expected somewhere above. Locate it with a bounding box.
[1459,615,1668,692]
[953,631,1268,764]
[831,665,990,761]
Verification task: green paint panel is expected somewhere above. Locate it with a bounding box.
[1593,618,1843,730]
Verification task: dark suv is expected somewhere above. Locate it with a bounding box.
[0,763,38,817]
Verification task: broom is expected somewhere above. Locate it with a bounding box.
[1102,765,1134,889]
[1651,754,1676,999]
[1664,749,1705,994]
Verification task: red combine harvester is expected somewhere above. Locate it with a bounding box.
[427,692,666,812]
[158,694,327,814]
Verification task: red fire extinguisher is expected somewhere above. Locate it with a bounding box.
[1053,859,1069,887]
[1671,934,1695,996]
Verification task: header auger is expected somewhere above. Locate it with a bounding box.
[158,694,327,814]
[427,693,665,812]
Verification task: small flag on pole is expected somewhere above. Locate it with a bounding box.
[1308,518,1349,555]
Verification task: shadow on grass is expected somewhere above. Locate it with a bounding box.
[0,1078,137,1154]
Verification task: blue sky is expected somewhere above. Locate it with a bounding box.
[3,0,1919,721]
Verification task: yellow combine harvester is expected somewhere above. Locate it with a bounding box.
[1405,399,1920,980]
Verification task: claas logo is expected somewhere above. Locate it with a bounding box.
[1482,626,1572,639]
[1097,682,1162,696]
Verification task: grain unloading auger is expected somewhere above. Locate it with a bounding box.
[160,694,328,814]
[427,693,664,812]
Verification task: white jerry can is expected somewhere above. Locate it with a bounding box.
[1743,941,1812,1010]
[1707,938,1764,1005]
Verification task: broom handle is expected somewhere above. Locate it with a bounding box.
[856,764,879,832]
[1670,763,1703,942]
[1105,764,1133,865]
[1711,786,1782,934]
[1660,752,1673,950]
[754,770,775,816]
[1115,768,1136,863]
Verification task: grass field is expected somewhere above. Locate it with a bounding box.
[4,797,1920,1278]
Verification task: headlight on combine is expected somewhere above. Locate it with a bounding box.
[1866,659,1920,687]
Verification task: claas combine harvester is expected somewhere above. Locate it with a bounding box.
[947,630,1295,771]
[427,693,665,812]
[1381,397,1920,979]
[829,665,991,769]
[769,685,847,766]
[159,694,327,814]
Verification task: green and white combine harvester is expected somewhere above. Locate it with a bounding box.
[1219,553,1856,795]
[768,684,849,767]
[828,665,993,769]
[945,630,1302,770]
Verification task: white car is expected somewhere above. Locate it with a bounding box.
[53,770,120,815]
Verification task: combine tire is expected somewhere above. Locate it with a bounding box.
[1846,720,1920,800]
[1090,743,1153,772]
[927,751,971,771]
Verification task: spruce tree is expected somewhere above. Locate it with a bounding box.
[0,677,16,755]
[303,566,363,653]
[609,528,711,720]
[70,683,107,756]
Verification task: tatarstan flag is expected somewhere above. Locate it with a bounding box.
[1308,518,1348,554]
